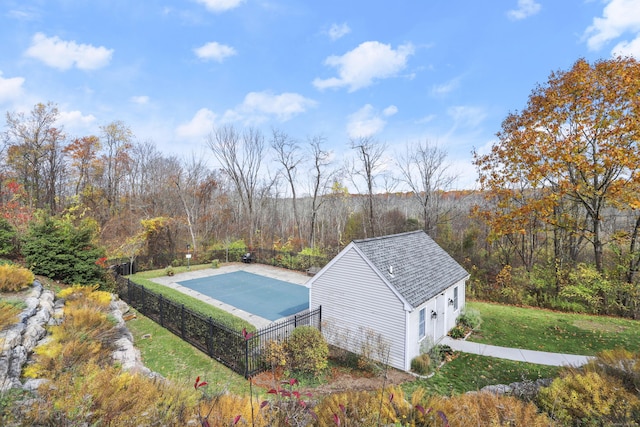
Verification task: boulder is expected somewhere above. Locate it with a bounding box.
[18,297,39,323]
[1,323,25,351]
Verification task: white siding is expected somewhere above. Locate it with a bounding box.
[406,277,468,366]
[310,247,407,370]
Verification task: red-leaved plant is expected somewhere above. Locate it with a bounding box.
[262,377,317,427]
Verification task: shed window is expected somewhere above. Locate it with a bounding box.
[453,286,459,311]
[419,308,425,338]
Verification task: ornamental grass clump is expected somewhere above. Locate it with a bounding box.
[0,301,21,330]
[0,264,34,292]
[537,369,640,426]
[24,362,195,426]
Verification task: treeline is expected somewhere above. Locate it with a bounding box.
[4,56,640,320]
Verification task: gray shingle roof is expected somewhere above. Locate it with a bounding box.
[353,230,469,308]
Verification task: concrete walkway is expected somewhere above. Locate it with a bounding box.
[440,336,595,367]
[149,263,310,329]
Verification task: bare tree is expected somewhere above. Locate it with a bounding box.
[396,140,456,236]
[307,135,336,248]
[349,136,386,237]
[172,154,213,256]
[271,129,303,244]
[207,125,265,247]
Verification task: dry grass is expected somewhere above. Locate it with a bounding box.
[0,265,33,292]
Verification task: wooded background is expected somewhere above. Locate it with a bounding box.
[3,57,640,318]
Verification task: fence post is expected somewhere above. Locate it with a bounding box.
[127,278,132,304]
[141,286,146,314]
[319,305,322,331]
[294,314,297,328]
[208,317,214,357]
[181,304,186,339]
[244,338,249,379]
[159,295,164,327]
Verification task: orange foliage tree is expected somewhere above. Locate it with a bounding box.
[474,57,640,275]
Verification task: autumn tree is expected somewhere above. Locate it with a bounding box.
[474,57,640,274]
[63,135,101,197]
[3,102,66,212]
[100,120,132,216]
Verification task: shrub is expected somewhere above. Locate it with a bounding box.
[591,348,640,393]
[537,369,640,426]
[23,362,195,426]
[262,339,288,370]
[0,301,22,330]
[428,392,552,426]
[448,324,466,339]
[211,259,219,268]
[0,264,34,292]
[285,326,328,376]
[0,218,17,257]
[22,213,105,286]
[165,266,175,276]
[457,307,482,330]
[410,353,431,375]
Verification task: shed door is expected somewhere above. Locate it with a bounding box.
[431,295,446,342]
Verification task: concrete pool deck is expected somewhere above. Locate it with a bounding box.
[149,263,310,329]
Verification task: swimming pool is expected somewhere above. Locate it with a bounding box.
[177,270,309,321]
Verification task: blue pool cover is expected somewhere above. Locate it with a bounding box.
[177,271,309,321]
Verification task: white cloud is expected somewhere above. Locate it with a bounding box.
[447,106,487,129]
[328,23,351,41]
[176,108,217,140]
[130,95,150,105]
[347,104,396,139]
[195,0,244,12]
[612,35,640,57]
[383,105,398,116]
[7,7,39,21]
[56,110,97,133]
[194,41,237,62]
[313,41,415,92]
[0,72,25,103]
[583,0,640,53]
[507,0,541,21]
[431,77,461,96]
[24,33,113,71]
[238,91,317,121]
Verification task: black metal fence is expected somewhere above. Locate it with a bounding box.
[113,274,322,378]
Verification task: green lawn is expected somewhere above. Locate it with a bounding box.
[123,273,640,398]
[466,301,640,355]
[126,308,249,396]
[126,265,255,332]
[402,353,560,396]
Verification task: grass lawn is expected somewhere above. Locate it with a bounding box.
[402,353,560,396]
[467,301,640,355]
[126,308,249,396]
[126,264,254,332]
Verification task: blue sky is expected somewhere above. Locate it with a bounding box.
[1,0,639,189]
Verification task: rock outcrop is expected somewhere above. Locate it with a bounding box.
[0,282,159,393]
[0,281,55,392]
